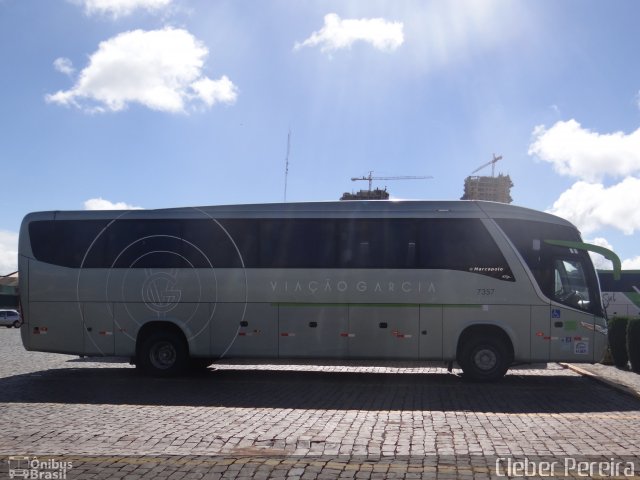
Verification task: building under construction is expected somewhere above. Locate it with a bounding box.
[340,188,390,201]
[461,154,513,204]
[461,174,513,203]
[341,172,432,201]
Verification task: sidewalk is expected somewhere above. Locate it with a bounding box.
[562,362,640,400]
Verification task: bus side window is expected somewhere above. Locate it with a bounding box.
[406,242,416,267]
[357,241,370,268]
[553,258,591,311]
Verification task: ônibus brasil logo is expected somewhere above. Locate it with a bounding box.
[8,456,73,479]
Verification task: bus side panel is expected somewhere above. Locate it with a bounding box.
[82,302,114,355]
[278,305,348,358]
[605,293,640,319]
[419,306,443,360]
[182,302,211,357]
[105,269,220,304]
[442,305,529,361]
[112,302,211,357]
[18,256,30,350]
[113,305,138,357]
[348,306,419,359]
[593,321,608,362]
[28,302,83,354]
[548,307,594,362]
[530,305,550,362]
[211,303,278,358]
[28,261,79,302]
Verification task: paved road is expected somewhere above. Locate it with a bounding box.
[1,328,639,479]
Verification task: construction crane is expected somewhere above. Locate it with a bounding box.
[471,154,503,177]
[351,171,433,192]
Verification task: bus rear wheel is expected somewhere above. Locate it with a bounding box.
[459,335,510,381]
[137,330,188,377]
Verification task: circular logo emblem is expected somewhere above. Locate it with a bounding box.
[142,270,182,313]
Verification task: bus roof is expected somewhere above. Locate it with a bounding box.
[22,200,574,227]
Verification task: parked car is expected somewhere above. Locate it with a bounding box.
[0,309,22,328]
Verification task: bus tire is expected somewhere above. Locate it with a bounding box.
[137,330,188,377]
[459,335,510,381]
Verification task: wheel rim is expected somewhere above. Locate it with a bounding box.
[149,341,177,370]
[473,348,498,371]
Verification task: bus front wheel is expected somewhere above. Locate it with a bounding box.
[459,335,510,381]
[137,330,188,377]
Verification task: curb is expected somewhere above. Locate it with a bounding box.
[560,363,640,401]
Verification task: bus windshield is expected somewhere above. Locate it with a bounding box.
[495,218,603,316]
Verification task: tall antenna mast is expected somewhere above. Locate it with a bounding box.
[283,129,291,202]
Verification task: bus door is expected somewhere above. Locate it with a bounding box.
[548,257,595,362]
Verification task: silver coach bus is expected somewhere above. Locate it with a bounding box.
[18,200,620,380]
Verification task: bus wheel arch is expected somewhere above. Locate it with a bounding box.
[135,321,189,377]
[456,324,514,381]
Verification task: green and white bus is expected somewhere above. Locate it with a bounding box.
[598,270,640,319]
[18,200,620,380]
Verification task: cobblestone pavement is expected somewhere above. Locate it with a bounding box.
[563,362,640,400]
[1,328,640,479]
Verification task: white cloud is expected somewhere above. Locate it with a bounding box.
[295,13,404,53]
[585,237,614,270]
[190,76,238,107]
[46,28,238,113]
[622,255,640,270]
[84,198,143,210]
[53,57,75,76]
[622,256,640,270]
[0,230,18,275]
[529,120,640,182]
[584,237,640,271]
[548,178,640,236]
[75,0,172,18]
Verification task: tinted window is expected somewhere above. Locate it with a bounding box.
[496,218,602,314]
[495,219,581,292]
[30,219,244,269]
[30,220,110,268]
[598,271,640,292]
[29,217,512,280]
[340,219,417,268]
[418,219,511,277]
[259,219,338,268]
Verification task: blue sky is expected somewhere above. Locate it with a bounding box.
[1,0,640,274]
